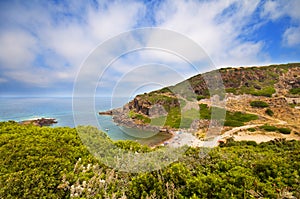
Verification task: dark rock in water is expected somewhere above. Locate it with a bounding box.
[99,110,113,115]
[21,118,57,127]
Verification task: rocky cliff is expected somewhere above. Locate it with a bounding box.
[128,63,300,117]
[103,63,300,133]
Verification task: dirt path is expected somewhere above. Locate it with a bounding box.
[198,99,298,144]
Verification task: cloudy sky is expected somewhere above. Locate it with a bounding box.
[0,0,299,97]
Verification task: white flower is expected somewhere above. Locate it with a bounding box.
[87,164,91,170]
[99,179,105,183]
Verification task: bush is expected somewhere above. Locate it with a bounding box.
[289,88,300,95]
[259,125,291,134]
[265,108,274,116]
[248,128,256,132]
[260,124,277,131]
[196,95,206,100]
[278,128,291,134]
[250,100,269,108]
[251,86,276,97]
[224,120,244,127]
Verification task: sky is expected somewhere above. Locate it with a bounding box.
[0,0,299,97]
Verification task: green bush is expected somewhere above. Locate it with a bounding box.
[225,88,237,94]
[265,108,274,116]
[251,86,276,97]
[196,95,206,100]
[277,128,291,134]
[248,128,256,132]
[260,124,277,131]
[2,121,300,198]
[250,100,269,108]
[259,124,292,134]
[289,88,300,95]
[224,120,244,127]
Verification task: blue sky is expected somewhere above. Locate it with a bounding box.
[0,0,299,97]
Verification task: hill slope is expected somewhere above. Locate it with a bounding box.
[109,63,300,143]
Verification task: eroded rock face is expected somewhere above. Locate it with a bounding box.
[149,104,167,118]
[275,67,300,96]
[128,95,179,116]
[128,96,151,115]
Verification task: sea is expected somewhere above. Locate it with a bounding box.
[0,97,170,145]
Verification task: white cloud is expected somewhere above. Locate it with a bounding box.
[154,0,264,67]
[0,0,299,95]
[283,27,300,47]
[0,77,7,83]
[0,1,146,90]
[261,0,300,48]
[0,30,37,69]
[87,1,145,41]
[261,0,300,21]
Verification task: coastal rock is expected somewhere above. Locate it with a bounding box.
[99,110,113,115]
[21,118,57,127]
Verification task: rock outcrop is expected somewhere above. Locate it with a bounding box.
[100,63,300,135]
[21,118,57,127]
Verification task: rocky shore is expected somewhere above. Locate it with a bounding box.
[20,118,57,127]
[100,104,171,132]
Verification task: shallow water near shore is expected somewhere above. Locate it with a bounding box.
[0,97,170,143]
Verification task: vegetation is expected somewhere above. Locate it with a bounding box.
[250,100,269,108]
[225,111,258,127]
[1,122,300,198]
[199,104,258,127]
[259,124,278,131]
[0,121,93,198]
[265,108,274,116]
[196,95,206,100]
[277,127,292,134]
[247,86,276,97]
[128,110,151,124]
[152,104,259,128]
[289,87,300,95]
[259,124,292,134]
[247,128,256,132]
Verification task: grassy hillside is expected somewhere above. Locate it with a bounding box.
[173,62,300,98]
[1,122,300,198]
[124,63,300,129]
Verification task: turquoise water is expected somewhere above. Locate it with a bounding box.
[0,97,170,143]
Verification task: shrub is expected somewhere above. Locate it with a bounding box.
[196,95,206,100]
[278,128,291,134]
[248,128,256,132]
[251,86,276,97]
[260,124,277,131]
[265,108,274,116]
[225,88,237,94]
[250,100,269,108]
[289,88,300,95]
[259,125,292,134]
[224,120,244,127]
